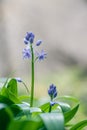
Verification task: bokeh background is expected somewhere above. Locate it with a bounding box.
[0,0,87,122]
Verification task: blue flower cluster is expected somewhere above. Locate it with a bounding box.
[24,32,35,44]
[48,84,57,100]
[22,32,47,61]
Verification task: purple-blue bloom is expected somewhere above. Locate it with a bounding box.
[24,38,29,44]
[50,101,56,106]
[15,77,22,82]
[48,84,57,99]
[22,47,31,59]
[23,31,47,62]
[29,37,34,44]
[36,40,42,46]
[37,50,47,61]
[24,32,35,44]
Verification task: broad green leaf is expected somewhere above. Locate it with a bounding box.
[30,107,41,113]
[64,104,79,123]
[12,102,31,120]
[56,101,71,113]
[39,102,50,112]
[16,102,30,112]
[0,95,14,105]
[39,113,64,130]
[8,120,43,130]
[30,107,42,119]
[0,84,9,97]
[10,104,22,117]
[0,104,13,130]
[6,90,21,103]
[0,79,20,103]
[70,120,87,130]
[39,127,46,130]
[56,95,79,104]
[52,105,63,113]
[39,102,59,113]
[1,88,21,103]
[14,103,41,120]
[7,79,18,96]
[0,78,17,95]
[18,95,30,101]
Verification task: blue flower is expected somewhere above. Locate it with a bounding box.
[24,38,29,44]
[48,84,57,99]
[50,101,56,106]
[37,50,47,61]
[15,77,22,82]
[24,32,35,44]
[36,40,42,46]
[22,47,31,59]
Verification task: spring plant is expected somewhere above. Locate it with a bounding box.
[0,32,87,130]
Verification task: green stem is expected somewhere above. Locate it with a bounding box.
[49,96,53,112]
[30,45,34,107]
[49,104,52,113]
[22,81,29,94]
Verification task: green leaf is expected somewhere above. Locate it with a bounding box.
[39,102,59,113]
[1,88,21,103]
[39,102,50,112]
[6,90,21,103]
[0,95,14,105]
[39,113,64,130]
[57,96,79,102]
[55,96,79,106]
[18,95,30,101]
[64,104,79,123]
[70,120,87,130]
[56,102,71,113]
[30,107,42,119]
[16,102,30,112]
[14,103,41,120]
[0,79,20,103]
[39,101,70,114]
[39,127,46,130]
[0,103,13,130]
[10,104,22,117]
[30,107,41,113]
[12,102,31,120]
[7,79,18,96]
[8,120,43,130]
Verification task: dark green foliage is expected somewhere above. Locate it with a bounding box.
[0,78,87,130]
[64,104,79,123]
[70,120,87,130]
[0,95,14,105]
[0,103,13,130]
[8,120,43,130]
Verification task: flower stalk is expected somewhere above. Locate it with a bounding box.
[23,31,46,107]
[30,45,34,107]
[49,98,53,113]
